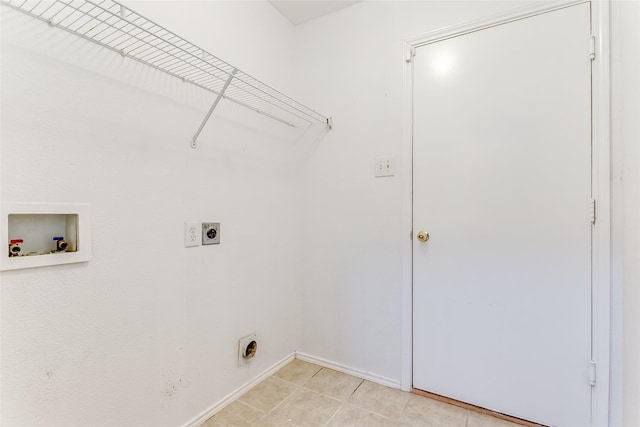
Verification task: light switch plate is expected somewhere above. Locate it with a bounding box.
[374,157,395,177]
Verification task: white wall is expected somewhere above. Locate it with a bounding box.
[294,0,638,425]
[0,2,310,426]
[293,0,538,386]
[611,1,640,426]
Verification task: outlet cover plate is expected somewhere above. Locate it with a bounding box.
[202,222,220,245]
[185,222,200,247]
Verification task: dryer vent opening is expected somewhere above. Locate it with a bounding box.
[238,334,257,366]
[244,341,257,359]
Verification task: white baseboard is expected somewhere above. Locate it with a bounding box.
[295,352,401,390]
[181,352,295,427]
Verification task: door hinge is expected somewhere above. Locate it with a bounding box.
[590,198,596,225]
[589,361,596,386]
[589,35,596,60]
[410,229,413,240]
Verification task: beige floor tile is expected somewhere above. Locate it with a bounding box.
[273,359,322,385]
[303,368,363,401]
[239,377,297,413]
[467,411,524,427]
[398,393,469,427]
[327,404,397,427]
[203,361,534,427]
[348,380,410,420]
[271,388,342,427]
[252,412,297,426]
[201,401,264,427]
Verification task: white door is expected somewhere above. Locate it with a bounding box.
[412,4,592,427]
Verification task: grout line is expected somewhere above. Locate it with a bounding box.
[344,383,410,421]
[346,401,400,421]
[298,385,346,404]
[298,373,364,403]
[235,400,266,416]
[265,380,301,416]
[342,402,397,423]
[322,404,343,427]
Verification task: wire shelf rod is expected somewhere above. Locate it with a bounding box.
[192,69,237,148]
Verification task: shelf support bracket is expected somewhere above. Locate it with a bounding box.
[191,68,238,148]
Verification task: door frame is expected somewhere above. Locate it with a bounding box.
[400,1,611,425]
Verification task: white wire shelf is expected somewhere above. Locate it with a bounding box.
[2,0,332,146]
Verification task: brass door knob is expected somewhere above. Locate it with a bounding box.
[416,231,430,243]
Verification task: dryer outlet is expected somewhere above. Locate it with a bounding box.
[202,222,220,245]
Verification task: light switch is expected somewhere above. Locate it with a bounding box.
[374,157,395,177]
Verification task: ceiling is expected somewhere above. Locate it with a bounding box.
[269,1,363,25]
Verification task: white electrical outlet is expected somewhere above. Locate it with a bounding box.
[374,157,395,177]
[184,223,200,247]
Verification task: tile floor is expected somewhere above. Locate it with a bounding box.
[201,359,522,427]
